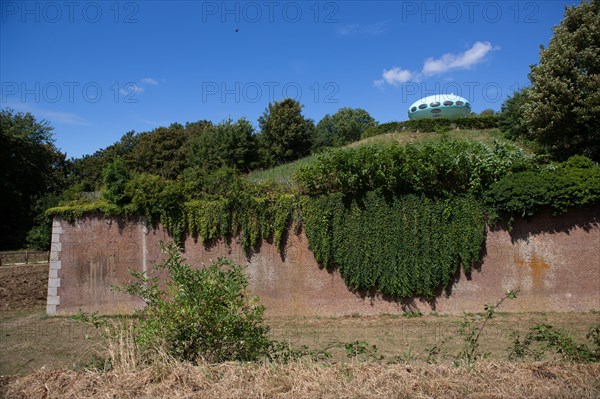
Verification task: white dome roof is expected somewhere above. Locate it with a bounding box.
[408,94,469,110]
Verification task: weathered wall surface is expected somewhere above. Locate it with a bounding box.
[47,208,600,316]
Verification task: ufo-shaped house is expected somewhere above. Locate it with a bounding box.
[408,94,471,120]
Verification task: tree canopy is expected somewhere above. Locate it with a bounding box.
[187,118,257,172]
[0,109,68,249]
[313,107,377,149]
[523,0,600,161]
[257,98,314,167]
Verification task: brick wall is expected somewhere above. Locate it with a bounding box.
[47,207,600,316]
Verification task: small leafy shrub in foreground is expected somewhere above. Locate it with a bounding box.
[121,242,271,363]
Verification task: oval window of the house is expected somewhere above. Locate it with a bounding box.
[418,104,427,109]
[465,102,471,108]
[411,106,417,112]
[430,101,441,107]
[443,101,453,106]
[431,109,441,114]
[456,101,464,106]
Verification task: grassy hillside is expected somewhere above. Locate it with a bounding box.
[247,128,527,186]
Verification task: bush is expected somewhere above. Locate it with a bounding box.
[122,242,271,363]
[360,116,499,140]
[296,140,533,197]
[400,115,498,132]
[361,122,403,139]
[486,155,600,217]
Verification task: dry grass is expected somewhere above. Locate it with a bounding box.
[2,360,599,399]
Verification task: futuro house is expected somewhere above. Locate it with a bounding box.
[408,94,471,120]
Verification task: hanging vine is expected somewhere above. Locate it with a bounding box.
[301,190,486,299]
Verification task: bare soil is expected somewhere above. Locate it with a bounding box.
[0,264,48,314]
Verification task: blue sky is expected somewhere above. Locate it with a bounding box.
[1,0,577,158]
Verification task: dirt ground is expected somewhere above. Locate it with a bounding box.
[0,264,48,314]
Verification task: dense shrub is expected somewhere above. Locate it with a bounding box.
[361,122,404,139]
[122,242,271,363]
[486,155,600,217]
[360,116,498,140]
[400,115,498,133]
[302,191,486,299]
[296,140,533,197]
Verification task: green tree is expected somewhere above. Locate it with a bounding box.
[313,107,377,148]
[479,109,496,117]
[0,109,68,249]
[523,0,600,161]
[102,158,131,206]
[257,98,314,167]
[67,130,140,194]
[187,118,257,172]
[128,123,189,179]
[499,87,531,140]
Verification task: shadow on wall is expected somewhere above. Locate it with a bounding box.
[490,206,600,244]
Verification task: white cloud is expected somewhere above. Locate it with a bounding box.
[422,41,494,76]
[380,67,413,86]
[338,21,386,36]
[140,77,159,86]
[374,41,496,88]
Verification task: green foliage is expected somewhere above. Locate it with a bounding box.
[486,155,600,218]
[479,109,496,117]
[523,0,600,161]
[313,107,377,148]
[455,291,518,368]
[360,116,499,141]
[257,98,314,167]
[127,123,190,179]
[185,193,298,251]
[121,242,271,363]
[426,290,518,367]
[343,340,383,361]
[187,118,257,172]
[66,122,212,194]
[47,200,122,222]
[301,191,486,299]
[498,88,531,140]
[23,193,60,250]
[402,115,499,133]
[510,323,600,363]
[360,122,403,139]
[0,108,69,249]
[102,158,131,206]
[296,140,533,197]
[402,310,424,318]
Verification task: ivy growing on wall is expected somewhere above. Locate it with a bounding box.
[301,190,486,299]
